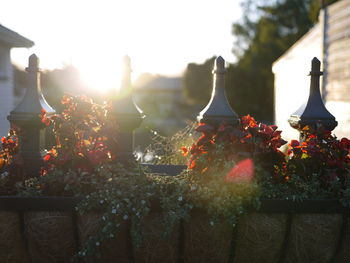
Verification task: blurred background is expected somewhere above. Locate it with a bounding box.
[0,0,344,147]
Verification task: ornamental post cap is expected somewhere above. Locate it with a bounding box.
[111,55,143,130]
[197,56,239,126]
[213,56,227,74]
[8,53,55,123]
[26,53,40,72]
[288,57,337,131]
[309,57,323,76]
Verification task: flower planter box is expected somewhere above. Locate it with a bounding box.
[0,197,349,263]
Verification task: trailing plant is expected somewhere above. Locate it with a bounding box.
[181,115,350,226]
[0,94,192,261]
[183,115,350,213]
[273,126,350,204]
[181,115,287,225]
[139,123,197,165]
[1,94,350,261]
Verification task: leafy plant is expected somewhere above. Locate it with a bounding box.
[5,94,192,260]
[41,95,118,176]
[1,94,350,261]
[180,115,287,225]
[140,123,197,165]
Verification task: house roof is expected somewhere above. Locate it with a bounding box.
[0,24,34,48]
[134,75,182,92]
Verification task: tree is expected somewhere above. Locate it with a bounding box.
[182,57,215,105]
[183,0,339,122]
[228,0,318,122]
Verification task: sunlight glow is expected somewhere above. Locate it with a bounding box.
[2,0,241,92]
[77,55,123,94]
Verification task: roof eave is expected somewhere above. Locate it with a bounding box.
[0,25,34,48]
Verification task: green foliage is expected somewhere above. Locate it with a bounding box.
[142,123,197,165]
[229,0,319,121]
[1,94,350,261]
[71,163,191,259]
[183,166,261,226]
[182,57,215,105]
[183,117,350,220]
[183,0,340,122]
[308,0,339,22]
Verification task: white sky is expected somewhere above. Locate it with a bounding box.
[1,0,242,90]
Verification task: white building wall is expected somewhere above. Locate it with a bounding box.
[273,0,350,141]
[324,0,350,139]
[0,46,14,137]
[272,24,322,141]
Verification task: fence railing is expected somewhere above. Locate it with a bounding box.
[6,54,338,177]
[2,54,348,263]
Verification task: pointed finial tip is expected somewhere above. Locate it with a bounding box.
[29,53,38,59]
[216,56,225,66]
[213,56,226,74]
[311,57,320,69]
[26,54,40,72]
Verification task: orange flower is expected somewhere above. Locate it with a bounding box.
[189,160,196,169]
[181,147,188,156]
[241,115,258,128]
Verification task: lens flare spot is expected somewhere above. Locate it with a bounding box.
[226,159,254,183]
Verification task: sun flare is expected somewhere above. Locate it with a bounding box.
[77,56,123,94]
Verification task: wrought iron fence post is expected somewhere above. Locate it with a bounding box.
[7,54,55,177]
[197,56,239,127]
[288,57,337,140]
[110,56,143,161]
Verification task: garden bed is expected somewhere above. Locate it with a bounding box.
[1,196,349,263]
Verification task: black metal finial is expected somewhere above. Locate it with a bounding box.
[8,54,55,119]
[197,56,239,127]
[120,55,132,93]
[7,54,55,177]
[288,57,337,133]
[26,54,40,72]
[110,56,143,161]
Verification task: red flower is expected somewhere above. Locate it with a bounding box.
[340,138,350,149]
[43,154,51,162]
[226,159,254,183]
[270,125,278,131]
[290,140,300,148]
[241,115,258,128]
[189,160,196,169]
[261,124,274,136]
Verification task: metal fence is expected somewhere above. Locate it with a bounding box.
[6,54,338,178]
[1,54,350,263]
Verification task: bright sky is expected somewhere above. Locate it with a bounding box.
[1,0,242,91]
